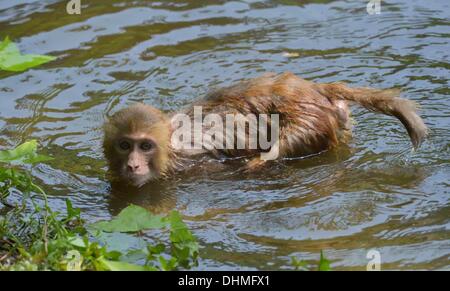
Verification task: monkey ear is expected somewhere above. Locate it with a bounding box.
[103,117,118,136]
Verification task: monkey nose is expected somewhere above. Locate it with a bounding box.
[127,164,140,172]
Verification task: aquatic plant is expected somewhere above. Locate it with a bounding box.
[0,37,56,72]
[0,141,198,271]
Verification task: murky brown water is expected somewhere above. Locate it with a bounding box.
[0,0,449,270]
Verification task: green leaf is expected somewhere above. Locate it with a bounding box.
[98,258,156,271]
[89,205,167,233]
[0,140,38,162]
[291,256,308,271]
[0,140,52,165]
[124,249,148,263]
[0,168,33,193]
[318,250,332,271]
[105,250,123,261]
[168,211,199,267]
[159,256,178,271]
[22,154,53,164]
[0,37,56,72]
[68,236,87,249]
[148,243,165,255]
[168,211,197,244]
[65,199,81,219]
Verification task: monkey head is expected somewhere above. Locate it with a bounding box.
[103,104,172,187]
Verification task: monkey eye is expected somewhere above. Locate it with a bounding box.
[140,141,153,152]
[118,140,131,151]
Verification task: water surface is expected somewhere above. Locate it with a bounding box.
[0,0,449,270]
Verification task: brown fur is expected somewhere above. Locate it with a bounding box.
[104,72,428,183]
[316,82,428,148]
[104,104,177,180]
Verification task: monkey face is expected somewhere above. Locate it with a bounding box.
[113,134,158,187]
[103,104,172,188]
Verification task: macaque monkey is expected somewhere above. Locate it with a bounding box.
[103,72,428,187]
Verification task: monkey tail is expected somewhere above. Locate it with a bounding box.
[318,82,428,149]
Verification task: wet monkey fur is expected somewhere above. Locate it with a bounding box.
[103,72,428,187]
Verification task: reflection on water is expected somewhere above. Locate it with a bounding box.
[0,0,449,270]
[108,180,178,215]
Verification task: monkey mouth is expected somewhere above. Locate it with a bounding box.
[122,171,155,188]
[128,176,150,188]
